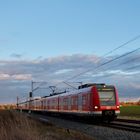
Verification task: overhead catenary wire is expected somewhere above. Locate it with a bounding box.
[91,50,140,81]
[53,35,140,86]
[94,64,140,82]
[123,64,140,71]
[63,47,140,82]
[102,35,140,57]
[22,35,140,99]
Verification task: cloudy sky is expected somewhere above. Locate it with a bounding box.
[0,0,140,103]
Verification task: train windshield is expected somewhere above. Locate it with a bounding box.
[98,87,116,106]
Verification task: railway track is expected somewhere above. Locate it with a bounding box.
[103,120,140,133]
[29,113,140,133]
[26,113,140,140]
[116,118,140,124]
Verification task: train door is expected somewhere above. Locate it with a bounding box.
[78,93,82,112]
[71,95,78,111]
[68,95,71,110]
[41,100,43,110]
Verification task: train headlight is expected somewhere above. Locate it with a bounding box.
[117,105,120,109]
[94,106,98,109]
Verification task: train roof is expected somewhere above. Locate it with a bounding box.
[78,83,106,89]
[41,83,115,99]
[43,86,92,99]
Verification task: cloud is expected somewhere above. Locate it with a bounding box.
[10,53,23,58]
[0,52,140,103]
[54,69,74,75]
[12,74,32,80]
[129,83,140,89]
[0,73,32,80]
[0,74,10,80]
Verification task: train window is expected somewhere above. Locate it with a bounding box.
[53,99,55,105]
[68,96,71,106]
[47,100,50,106]
[82,96,86,105]
[63,99,65,106]
[59,98,62,109]
[54,98,58,108]
[75,99,77,105]
[98,90,116,106]
[43,100,46,107]
[59,98,62,106]
[71,97,77,106]
[71,98,74,105]
[63,98,68,106]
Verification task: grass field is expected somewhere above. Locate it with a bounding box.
[0,110,94,140]
[120,105,140,119]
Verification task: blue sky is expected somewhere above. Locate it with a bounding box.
[0,0,140,103]
[0,0,140,59]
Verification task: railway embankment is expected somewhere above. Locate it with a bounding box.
[0,110,94,140]
[1,110,140,140]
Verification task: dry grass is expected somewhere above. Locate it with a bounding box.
[0,110,95,140]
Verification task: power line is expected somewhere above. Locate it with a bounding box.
[94,64,140,82]
[63,48,140,82]
[125,64,140,71]
[92,50,140,79]
[23,35,140,98]
[102,35,140,57]
[91,53,140,81]
[53,35,140,86]
[76,35,140,71]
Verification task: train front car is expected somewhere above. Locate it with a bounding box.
[90,83,120,122]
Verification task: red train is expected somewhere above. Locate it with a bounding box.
[17,83,120,121]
